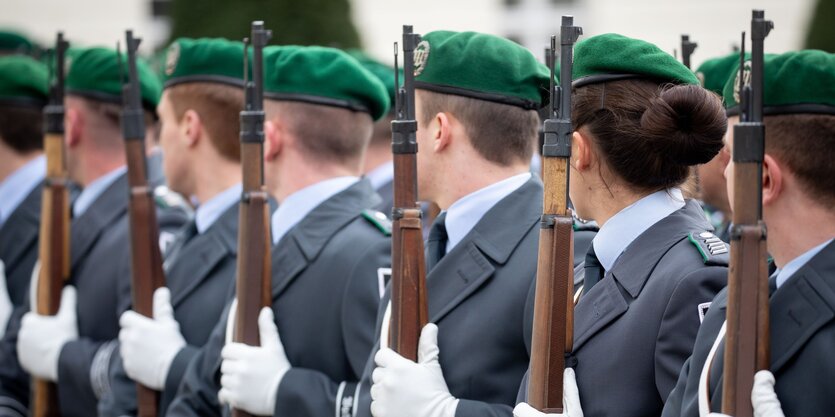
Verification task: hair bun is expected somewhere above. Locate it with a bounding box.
[640,84,727,166]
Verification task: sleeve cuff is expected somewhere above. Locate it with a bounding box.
[0,396,27,417]
[90,340,119,400]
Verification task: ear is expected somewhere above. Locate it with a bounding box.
[762,154,783,207]
[264,119,283,161]
[182,109,202,148]
[433,112,452,153]
[572,130,593,172]
[65,107,82,148]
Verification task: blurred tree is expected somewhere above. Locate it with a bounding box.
[169,0,362,48]
[805,0,835,52]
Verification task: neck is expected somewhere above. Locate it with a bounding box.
[433,159,529,210]
[270,155,358,202]
[766,198,835,269]
[191,158,242,205]
[362,144,392,174]
[75,150,126,187]
[0,146,41,182]
[583,180,648,227]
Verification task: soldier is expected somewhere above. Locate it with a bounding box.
[0,46,187,417]
[357,30,550,417]
[166,45,392,417]
[663,49,835,417]
[98,38,255,417]
[515,33,729,417]
[0,56,48,323]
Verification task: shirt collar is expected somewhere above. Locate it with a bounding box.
[194,183,242,234]
[593,188,686,271]
[270,176,360,245]
[445,172,531,254]
[73,166,127,218]
[774,238,835,289]
[365,161,394,191]
[0,155,45,226]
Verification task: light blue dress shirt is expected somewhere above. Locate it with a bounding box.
[444,172,531,254]
[194,183,242,234]
[270,176,360,245]
[774,238,834,289]
[365,161,394,191]
[593,188,686,271]
[0,156,45,227]
[73,166,127,218]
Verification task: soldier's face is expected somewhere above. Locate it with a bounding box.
[157,93,190,196]
[723,116,739,209]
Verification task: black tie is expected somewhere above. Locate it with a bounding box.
[768,274,778,297]
[584,244,605,292]
[163,219,198,266]
[426,212,448,271]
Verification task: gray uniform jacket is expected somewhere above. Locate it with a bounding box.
[344,177,544,417]
[373,179,394,217]
[0,184,42,308]
[0,172,188,417]
[518,200,728,417]
[166,179,391,417]
[99,202,248,417]
[663,239,835,417]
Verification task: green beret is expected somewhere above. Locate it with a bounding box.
[0,55,48,106]
[65,46,162,110]
[347,49,399,114]
[412,31,549,110]
[162,38,245,89]
[263,45,390,120]
[695,52,750,95]
[723,50,835,116]
[0,30,35,55]
[573,33,699,88]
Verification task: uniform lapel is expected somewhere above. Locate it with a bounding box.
[427,178,542,324]
[70,173,129,269]
[769,241,835,373]
[0,184,42,267]
[573,200,710,350]
[271,180,380,297]
[169,204,240,307]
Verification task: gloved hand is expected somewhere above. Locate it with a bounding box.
[370,323,458,417]
[512,368,584,417]
[752,370,785,417]
[0,260,12,337]
[119,287,186,390]
[18,286,78,381]
[219,307,290,415]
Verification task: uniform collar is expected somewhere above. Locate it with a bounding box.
[365,161,394,191]
[593,188,685,271]
[194,183,242,234]
[445,172,531,254]
[271,176,360,245]
[774,238,835,288]
[73,165,127,218]
[0,155,45,226]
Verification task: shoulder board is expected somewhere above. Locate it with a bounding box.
[154,185,193,213]
[687,231,729,266]
[361,209,392,236]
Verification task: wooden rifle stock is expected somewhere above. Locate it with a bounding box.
[388,26,429,361]
[33,33,70,417]
[721,11,773,417]
[527,17,581,413]
[232,21,272,417]
[120,30,165,417]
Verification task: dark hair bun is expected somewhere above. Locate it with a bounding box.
[640,84,727,166]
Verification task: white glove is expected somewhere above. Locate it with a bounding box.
[370,323,458,417]
[119,287,186,390]
[0,260,12,337]
[512,368,584,417]
[18,286,78,381]
[752,370,785,417]
[219,307,289,415]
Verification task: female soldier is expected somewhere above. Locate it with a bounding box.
[516,33,729,417]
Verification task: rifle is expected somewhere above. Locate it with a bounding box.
[527,16,581,413]
[231,21,272,417]
[119,30,165,417]
[388,25,428,361]
[681,35,697,69]
[32,32,70,417]
[722,10,773,417]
